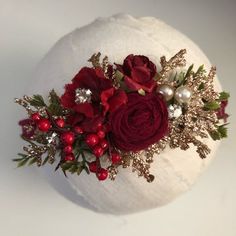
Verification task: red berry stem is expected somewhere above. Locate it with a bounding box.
[106,133,113,161]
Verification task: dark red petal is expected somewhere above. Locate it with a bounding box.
[101,88,115,115]
[124,76,156,93]
[60,83,77,108]
[74,103,94,118]
[108,89,128,113]
[130,66,151,83]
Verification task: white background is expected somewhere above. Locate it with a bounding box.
[0,0,235,235]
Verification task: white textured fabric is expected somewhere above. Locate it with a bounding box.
[27,14,221,215]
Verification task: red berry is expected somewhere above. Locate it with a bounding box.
[97,168,108,181]
[100,139,109,150]
[93,145,104,158]
[63,145,73,154]
[97,130,105,139]
[37,119,51,132]
[74,126,83,134]
[85,134,99,147]
[61,132,75,145]
[55,118,65,128]
[64,154,75,162]
[88,161,97,173]
[111,152,121,164]
[31,112,41,122]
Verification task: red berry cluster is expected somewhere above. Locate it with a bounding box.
[30,113,122,181]
[85,123,110,181]
[31,112,51,132]
[61,126,84,162]
[61,131,75,161]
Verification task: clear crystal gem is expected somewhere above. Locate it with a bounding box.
[168,104,182,119]
[75,88,92,104]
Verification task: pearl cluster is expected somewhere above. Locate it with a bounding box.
[157,84,192,104]
[75,88,92,104]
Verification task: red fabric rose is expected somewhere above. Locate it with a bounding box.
[61,67,113,109]
[109,92,168,152]
[116,55,157,93]
[101,88,128,115]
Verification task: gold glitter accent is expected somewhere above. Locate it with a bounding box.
[159,49,186,82]
[108,49,222,182]
[88,52,110,78]
[14,97,33,115]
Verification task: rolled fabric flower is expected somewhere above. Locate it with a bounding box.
[109,92,168,152]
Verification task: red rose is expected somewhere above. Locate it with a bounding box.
[116,55,157,93]
[109,92,168,152]
[61,67,112,109]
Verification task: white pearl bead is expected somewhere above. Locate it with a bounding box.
[157,84,174,101]
[174,86,192,103]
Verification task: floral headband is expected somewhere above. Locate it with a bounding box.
[14,49,229,182]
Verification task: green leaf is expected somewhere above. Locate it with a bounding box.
[13,153,28,162]
[114,70,124,82]
[77,166,83,176]
[209,130,221,140]
[198,82,204,90]
[61,161,74,171]
[218,91,230,101]
[69,165,78,174]
[204,101,220,110]
[194,65,205,76]
[184,64,194,79]
[176,71,185,85]
[47,89,63,115]
[49,89,60,105]
[28,157,38,166]
[29,95,46,107]
[17,158,29,167]
[218,125,228,138]
[42,155,50,165]
[209,124,228,140]
[17,153,28,158]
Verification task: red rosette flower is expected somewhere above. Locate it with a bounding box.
[61,67,113,109]
[116,54,157,93]
[109,92,168,152]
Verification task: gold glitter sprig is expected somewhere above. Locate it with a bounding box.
[15,51,229,183]
[159,49,187,81]
[108,50,229,182]
[88,52,110,78]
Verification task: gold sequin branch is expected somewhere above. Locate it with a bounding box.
[14,96,34,115]
[88,52,110,78]
[159,49,187,82]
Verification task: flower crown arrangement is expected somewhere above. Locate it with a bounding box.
[14,49,229,182]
